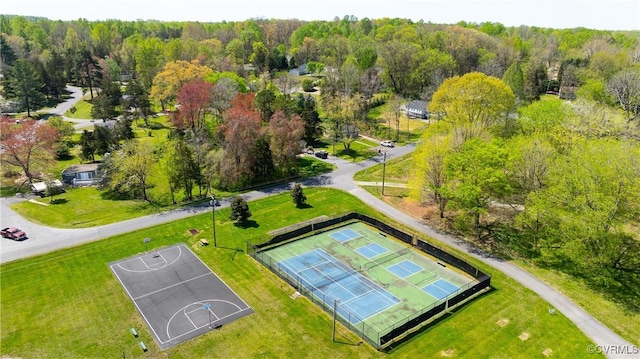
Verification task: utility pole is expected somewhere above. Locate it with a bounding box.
[381,151,387,196]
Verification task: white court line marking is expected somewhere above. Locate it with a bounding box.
[165,299,248,343]
[110,263,164,348]
[281,248,400,325]
[115,246,182,273]
[185,307,197,329]
[132,272,212,301]
[306,249,366,301]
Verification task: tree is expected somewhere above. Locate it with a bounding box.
[523,57,548,102]
[410,127,453,218]
[171,79,214,134]
[47,116,75,159]
[377,40,421,97]
[123,79,154,126]
[218,93,261,189]
[229,196,252,224]
[0,118,60,184]
[91,77,121,122]
[322,94,363,155]
[79,129,97,162]
[44,179,65,203]
[606,69,640,121]
[517,139,640,282]
[42,49,67,98]
[444,138,512,232]
[105,140,156,202]
[134,37,164,90]
[5,59,46,117]
[502,61,525,101]
[506,136,555,200]
[75,46,102,99]
[430,72,516,141]
[268,110,305,176]
[165,138,199,202]
[291,183,307,208]
[151,60,213,110]
[254,88,276,122]
[295,94,322,145]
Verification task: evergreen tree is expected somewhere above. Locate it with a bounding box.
[502,61,524,101]
[5,59,46,117]
[229,196,252,224]
[291,183,307,208]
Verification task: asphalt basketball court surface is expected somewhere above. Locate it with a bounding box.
[109,243,253,350]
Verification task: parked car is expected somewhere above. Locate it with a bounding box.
[315,150,329,159]
[381,140,395,148]
[1,227,27,241]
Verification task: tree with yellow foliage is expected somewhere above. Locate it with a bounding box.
[430,72,516,141]
[150,60,213,110]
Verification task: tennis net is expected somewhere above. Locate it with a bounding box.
[360,247,412,272]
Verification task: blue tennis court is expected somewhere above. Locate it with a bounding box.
[329,228,361,243]
[387,260,423,279]
[422,279,460,300]
[355,243,389,259]
[277,249,400,324]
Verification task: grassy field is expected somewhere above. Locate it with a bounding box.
[1,188,600,358]
[65,98,94,119]
[11,187,162,227]
[354,153,640,347]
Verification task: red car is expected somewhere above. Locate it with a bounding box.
[1,227,27,241]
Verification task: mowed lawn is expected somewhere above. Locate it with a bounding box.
[11,187,160,228]
[0,188,601,358]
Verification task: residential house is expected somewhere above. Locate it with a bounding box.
[289,63,308,76]
[405,100,430,119]
[61,163,102,187]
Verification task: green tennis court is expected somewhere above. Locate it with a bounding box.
[253,220,480,347]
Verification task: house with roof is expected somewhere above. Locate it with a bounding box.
[405,100,430,119]
[288,63,308,76]
[61,163,103,187]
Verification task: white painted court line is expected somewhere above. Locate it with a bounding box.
[132,272,213,301]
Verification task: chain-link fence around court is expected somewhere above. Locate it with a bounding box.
[248,212,491,349]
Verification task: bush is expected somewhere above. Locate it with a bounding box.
[302,79,315,92]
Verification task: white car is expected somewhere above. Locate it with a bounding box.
[381,140,395,148]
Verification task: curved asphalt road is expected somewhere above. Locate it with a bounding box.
[0,92,636,359]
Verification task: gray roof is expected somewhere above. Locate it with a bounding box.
[406,100,428,110]
[62,163,100,175]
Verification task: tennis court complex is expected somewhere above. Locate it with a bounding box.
[250,214,491,349]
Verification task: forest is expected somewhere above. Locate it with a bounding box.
[0,14,639,312]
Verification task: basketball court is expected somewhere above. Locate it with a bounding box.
[109,243,253,350]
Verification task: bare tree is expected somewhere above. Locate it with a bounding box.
[607,69,640,122]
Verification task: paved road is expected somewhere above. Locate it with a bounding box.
[0,95,636,358]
